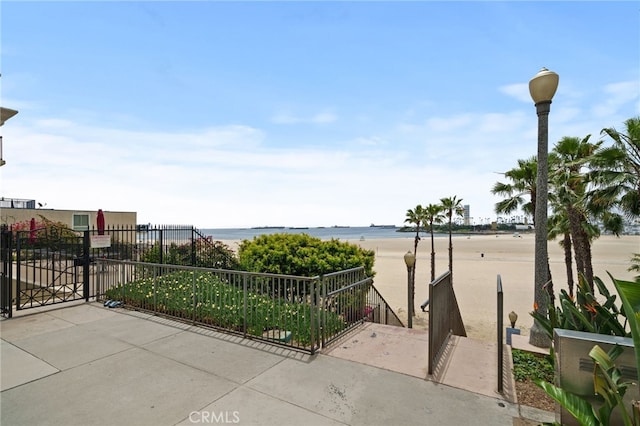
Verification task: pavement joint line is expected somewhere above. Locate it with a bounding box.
[0,339,61,391]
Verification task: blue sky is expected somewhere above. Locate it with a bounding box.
[1,1,638,228]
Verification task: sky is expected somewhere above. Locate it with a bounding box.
[1,1,639,228]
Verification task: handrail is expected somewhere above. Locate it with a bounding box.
[497,274,504,394]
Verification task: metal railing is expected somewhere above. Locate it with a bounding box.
[97,259,321,353]
[428,271,467,375]
[95,260,401,354]
[497,274,504,393]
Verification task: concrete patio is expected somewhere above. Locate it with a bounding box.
[1,303,554,425]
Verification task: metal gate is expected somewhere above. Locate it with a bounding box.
[0,226,90,317]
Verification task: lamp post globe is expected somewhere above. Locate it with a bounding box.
[528,67,559,348]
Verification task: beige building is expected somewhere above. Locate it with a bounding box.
[1,198,136,230]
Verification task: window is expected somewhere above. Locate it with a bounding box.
[72,214,89,231]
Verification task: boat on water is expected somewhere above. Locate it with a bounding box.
[370,224,396,228]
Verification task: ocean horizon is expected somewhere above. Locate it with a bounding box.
[201,226,452,241]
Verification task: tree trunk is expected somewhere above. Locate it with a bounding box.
[562,232,574,298]
[579,225,595,291]
[430,221,436,282]
[412,232,419,317]
[448,218,453,278]
[567,205,587,287]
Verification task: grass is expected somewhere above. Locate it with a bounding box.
[105,270,347,347]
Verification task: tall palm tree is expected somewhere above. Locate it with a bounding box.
[593,117,640,218]
[440,196,464,280]
[491,156,538,224]
[550,135,602,291]
[547,209,573,297]
[404,205,426,315]
[424,204,445,281]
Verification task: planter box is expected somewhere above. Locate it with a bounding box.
[554,329,638,426]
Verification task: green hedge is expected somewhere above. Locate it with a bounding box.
[238,233,375,277]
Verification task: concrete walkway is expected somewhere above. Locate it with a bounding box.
[1,303,554,425]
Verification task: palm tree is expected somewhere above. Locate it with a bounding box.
[550,135,602,291]
[592,117,640,218]
[405,205,426,315]
[491,157,537,224]
[629,253,640,282]
[440,196,464,280]
[547,208,573,298]
[424,204,445,281]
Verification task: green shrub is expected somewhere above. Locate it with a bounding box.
[531,274,628,342]
[238,233,375,277]
[512,349,554,383]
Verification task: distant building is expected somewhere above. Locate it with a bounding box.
[1,197,136,230]
[463,205,470,225]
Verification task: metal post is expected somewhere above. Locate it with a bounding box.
[191,227,196,266]
[83,231,90,301]
[158,229,164,266]
[407,265,413,328]
[497,275,504,393]
[243,274,248,338]
[1,225,12,318]
[530,100,552,348]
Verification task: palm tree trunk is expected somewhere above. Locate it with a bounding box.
[412,232,419,316]
[562,232,575,298]
[430,221,436,282]
[567,205,587,287]
[448,218,453,280]
[579,226,595,291]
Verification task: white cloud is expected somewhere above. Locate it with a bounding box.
[499,83,531,103]
[271,110,337,125]
[591,80,639,118]
[311,112,337,124]
[3,75,635,229]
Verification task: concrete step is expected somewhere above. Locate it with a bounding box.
[324,322,517,403]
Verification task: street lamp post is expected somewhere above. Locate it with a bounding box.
[528,67,559,348]
[403,251,415,328]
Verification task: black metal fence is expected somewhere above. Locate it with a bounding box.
[95,260,401,354]
[88,224,232,268]
[1,223,404,353]
[0,224,233,318]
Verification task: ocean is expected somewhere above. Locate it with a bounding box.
[200,226,449,241]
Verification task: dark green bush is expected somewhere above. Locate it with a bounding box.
[512,349,554,383]
[238,233,375,277]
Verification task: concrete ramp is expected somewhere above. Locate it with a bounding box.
[324,322,516,403]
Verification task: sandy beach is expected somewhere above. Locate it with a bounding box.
[221,233,638,342]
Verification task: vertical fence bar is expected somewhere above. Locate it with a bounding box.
[1,225,12,318]
[158,229,163,266]
[310,278,316,355]
[192,270,197,324]
[497,275,504,394]
[83,231,90,301]
[243,273,248,338]
[15,235,22,310]
[191,227,197,267]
